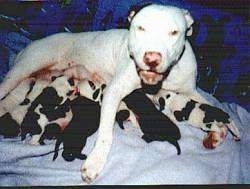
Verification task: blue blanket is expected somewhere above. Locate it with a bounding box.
[0,89,249,185]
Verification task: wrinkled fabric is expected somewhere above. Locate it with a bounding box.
[0,89,249,185]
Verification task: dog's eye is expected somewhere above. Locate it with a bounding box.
[137,26,145,31]
[169,30,179,36]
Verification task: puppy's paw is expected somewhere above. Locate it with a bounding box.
[28,136,41,145]
[226,120,241,141]
[203,126,228,149]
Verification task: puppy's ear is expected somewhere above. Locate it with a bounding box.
[127,3,152,23]
[182,9,194,36]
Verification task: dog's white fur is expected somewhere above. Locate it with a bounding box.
[0,78,35,116]
[9,79,51,125]
[0,5,211,182]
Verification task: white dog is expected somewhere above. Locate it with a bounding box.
[0,4,240,182]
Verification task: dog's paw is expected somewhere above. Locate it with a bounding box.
[81,154,103,183]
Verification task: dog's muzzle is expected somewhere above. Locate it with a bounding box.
[137,69,163,85]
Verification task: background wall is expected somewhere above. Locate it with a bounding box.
[0,0,249,111]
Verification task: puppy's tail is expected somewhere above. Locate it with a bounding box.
[53,138,62,161]
[169,140,181,155]
[226,120,240,141]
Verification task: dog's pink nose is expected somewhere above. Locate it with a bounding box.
[143,51,162,69]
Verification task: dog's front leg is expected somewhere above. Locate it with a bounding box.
[81,63,140,183]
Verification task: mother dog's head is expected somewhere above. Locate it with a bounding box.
[128,4,194,85]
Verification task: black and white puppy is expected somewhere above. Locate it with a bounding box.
[0,78,36,137]
[20,75,77,145]
[0,65,95,139]
[152,90,240,149]
[0,71,65,138]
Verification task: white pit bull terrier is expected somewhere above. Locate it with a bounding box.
[0,5,230,182]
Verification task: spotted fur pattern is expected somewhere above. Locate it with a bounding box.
[150,90,240,149]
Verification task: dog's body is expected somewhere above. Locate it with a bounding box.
[0,5,240,182]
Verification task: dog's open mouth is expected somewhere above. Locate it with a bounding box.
[138,69,163,85]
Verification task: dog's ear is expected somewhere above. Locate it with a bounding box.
[128,3,152,23]
[128,10,136,23]
[182,9,194,36]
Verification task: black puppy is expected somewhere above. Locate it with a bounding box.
[0,113,20,138]
[20,76,74,142]
[20,86,67,140]
[53,96,100,162]
[122,89,181,155]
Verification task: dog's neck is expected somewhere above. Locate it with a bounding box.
[140,80,163,94]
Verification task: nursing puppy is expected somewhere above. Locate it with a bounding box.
[151,90,240,148]
[52,80,106,162]
[0,67,83,138]
[53,95,100,162]
[0,4,239,182]
[0,113,20,138]
[20,76,77,145]
[0,78,48,138]
[122,89,181,155]
[52,80,130,162]
[23,65,101,142]
[54,80,175,162]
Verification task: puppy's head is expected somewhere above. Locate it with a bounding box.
[128,4,194,86]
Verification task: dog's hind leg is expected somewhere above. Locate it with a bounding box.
[0,34,73,100]
[0,77,35,115]
[0,59,56,101]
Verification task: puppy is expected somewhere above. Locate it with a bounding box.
[53,95,100,162]
[153,90,240,148]
[0,78,47,138]
[0,112,20,138]
[0,70,68,138]
[53,80,125,162]
[20,76,77,145]
[123,89,181,155]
